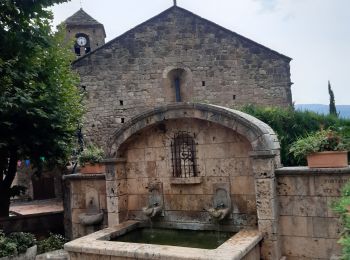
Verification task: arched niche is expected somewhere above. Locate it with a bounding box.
[106,103,282,259]
[162,67,193,103]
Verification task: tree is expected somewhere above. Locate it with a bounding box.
[328,80,338,117]
[0,0,84,217]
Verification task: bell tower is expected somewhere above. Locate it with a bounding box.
[63,8,106,57]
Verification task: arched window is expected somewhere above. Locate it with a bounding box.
[167,68,186,102]
[171,132,198,178]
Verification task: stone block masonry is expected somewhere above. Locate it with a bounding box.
[107,103,282,259]
[276,167,350,260]
[63,173,107,239]
[72,6,292,150]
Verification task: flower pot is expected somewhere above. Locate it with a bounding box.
[307,151,348,168]
[79,163,105,174]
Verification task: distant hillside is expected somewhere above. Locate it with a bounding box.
[295,104,350,119]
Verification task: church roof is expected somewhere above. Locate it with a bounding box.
[64,8,103,26]
[74,5,291,63]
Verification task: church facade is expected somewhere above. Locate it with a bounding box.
[64,5,293,149]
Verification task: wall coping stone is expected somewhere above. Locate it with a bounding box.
[62,173,106,181]
[0,211,63,221]
[276,166,350,176]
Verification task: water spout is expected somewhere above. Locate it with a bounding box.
[143,182,164,219]
[79,190,104,226]
[142,202,163,218]
[207,187,231,221]
[207,205,231,221]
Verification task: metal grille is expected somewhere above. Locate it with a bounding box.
[171,131,198,178]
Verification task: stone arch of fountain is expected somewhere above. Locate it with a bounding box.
[106,103,282,259]
[108,103,279,156]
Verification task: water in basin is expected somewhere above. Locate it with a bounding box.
[111,228,235,249]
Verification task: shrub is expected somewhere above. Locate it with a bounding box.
[240,105,350,166]
[37,233,66,254]
[332,182,350,259]
[0,231,36,257]
[0,231,17,257]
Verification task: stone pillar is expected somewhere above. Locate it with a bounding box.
[251,151,281,260]
[105,158,127,227]
[62,173,106,239]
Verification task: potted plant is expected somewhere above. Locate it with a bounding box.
[289,129,350,168]
[78,145,105,174]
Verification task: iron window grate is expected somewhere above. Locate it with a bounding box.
[171,131,198,178]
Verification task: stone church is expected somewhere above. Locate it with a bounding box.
[63,4,292,150]
[59,5,344,260]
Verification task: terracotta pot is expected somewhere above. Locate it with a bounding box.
[307,151,348,168]
[79,163,105,174]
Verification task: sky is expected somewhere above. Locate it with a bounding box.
[51,0,350,105]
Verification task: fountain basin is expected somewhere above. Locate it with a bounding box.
[65,220,262,260]
[79,212,104,226]
[113,227,235,249]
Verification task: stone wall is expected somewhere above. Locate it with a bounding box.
[107,118,256,231]
[276,167,350,260]
[63,174,107,239]
[0,212,63,235]
[73,6,292,149]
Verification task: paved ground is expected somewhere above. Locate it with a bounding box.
[10,199,63,215]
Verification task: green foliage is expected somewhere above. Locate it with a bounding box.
[290,129,350,159]
[0,231,66,256]
[7,232,36,254]
[0,231,36,257]
[0,23,85,169]
[241,105,350,166]
[0,0,84,216]
[37,233,66,254]
[332,182,350,259]
[0,231,17,257]
[78,145,105,166]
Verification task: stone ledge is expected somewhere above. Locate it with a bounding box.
[170,176,203,185]
[276,166,350,176]
[62,173,106,181]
